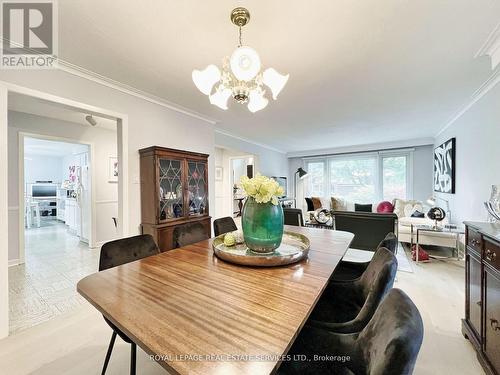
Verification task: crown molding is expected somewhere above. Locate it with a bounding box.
[436,66,500,138]
[57,60,218,125]
[214,128,286,154]
[475,22,500,70]
[286,138,434,158]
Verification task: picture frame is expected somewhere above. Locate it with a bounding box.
[433,138,456,194]
[215,166,223,181]
[108,157,118,183]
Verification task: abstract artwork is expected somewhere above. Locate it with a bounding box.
[434,138,456,194]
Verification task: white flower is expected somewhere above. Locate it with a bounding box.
[239,174,283,205]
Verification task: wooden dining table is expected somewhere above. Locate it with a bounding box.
[77,225,353,375]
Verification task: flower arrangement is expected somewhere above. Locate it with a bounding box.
[240,174,284,205]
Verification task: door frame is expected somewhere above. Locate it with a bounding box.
[19,132,96,263]
[0,80,129,338]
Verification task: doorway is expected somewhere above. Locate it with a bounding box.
[4,89,126,336]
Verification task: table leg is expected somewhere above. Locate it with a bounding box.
[416,230,419,263]
[238,199,243,217]
[456,233,460,261]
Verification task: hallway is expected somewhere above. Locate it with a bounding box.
[9,221,99,334]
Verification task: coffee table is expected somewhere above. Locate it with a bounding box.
[411,224,465,263]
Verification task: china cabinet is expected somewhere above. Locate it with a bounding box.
[139,146,211,251]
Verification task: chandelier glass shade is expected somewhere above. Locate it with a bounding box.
[192,8,289,113]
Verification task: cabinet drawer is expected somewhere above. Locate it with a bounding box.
[485,271,500,372]
[467,227,482,253]
[484,239,500,271]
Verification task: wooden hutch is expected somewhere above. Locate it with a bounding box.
[139,146,211,251]
[463,222,500,375]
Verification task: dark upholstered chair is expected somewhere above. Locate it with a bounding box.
[332,232,398,282]
[283,208,304,227]
[278,289,424,375]
[308,247,397,334]
[213,216,238,236]
[332,211,398,251]
[99,234,160,375]
[173,222,209,248]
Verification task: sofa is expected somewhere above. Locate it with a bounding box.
[304,196,459,249]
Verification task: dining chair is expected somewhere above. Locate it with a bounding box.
[279,288,424,375]
[99,234,160,375]
[331,232,398,282]
[173,222,209,248]
[213,216,238,236]
[308,247,397,334]
[283,208,304,227]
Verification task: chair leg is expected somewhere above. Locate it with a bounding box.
[101,331,117,375]
[130,342,137,375]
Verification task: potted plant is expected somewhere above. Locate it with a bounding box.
[240,175,285,253]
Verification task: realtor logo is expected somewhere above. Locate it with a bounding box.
[1,0,58,68]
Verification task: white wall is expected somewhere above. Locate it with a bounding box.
[288,145,434,210]
[24,155,63,184]
[0,68,216,242]
[215,131,288,179]
[8,111,118,260]
[434,81,500,225]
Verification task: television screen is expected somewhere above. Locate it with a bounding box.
[32,185,57,197]
[272,177,287,198]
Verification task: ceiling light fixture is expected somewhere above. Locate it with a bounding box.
[192,7,289,113]
[85,115,97,126]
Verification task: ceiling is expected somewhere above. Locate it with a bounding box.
[9,93,117,130]
[24,137,89,157]
[57,0,500,152]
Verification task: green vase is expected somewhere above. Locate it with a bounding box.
[242,197,284,253]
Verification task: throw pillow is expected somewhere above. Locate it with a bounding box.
[355,203,372,212]
[331,197,341,211]
[377,201,394,213]
[393,199,423,218]
[311,197,322,210]
[304,197,314,211]
[411,210,425,218]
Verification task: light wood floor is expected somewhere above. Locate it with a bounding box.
[0,247,484,375]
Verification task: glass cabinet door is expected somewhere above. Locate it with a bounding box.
[187,160,208,216]
[158,158,184,221]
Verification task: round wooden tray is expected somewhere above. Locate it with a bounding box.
[212,231,310,267]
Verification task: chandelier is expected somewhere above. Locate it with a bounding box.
[192,7,289,113]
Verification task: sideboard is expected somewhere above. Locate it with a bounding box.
[463,221,500,375]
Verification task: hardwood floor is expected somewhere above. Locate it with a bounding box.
[9,220,99,334]
[0,244,484,375]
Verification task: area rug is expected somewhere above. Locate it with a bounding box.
[396,242,413,273]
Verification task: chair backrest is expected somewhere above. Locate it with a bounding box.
[333,211,397,251]
[173,222,209,248]
[341,247,397,333]
[376,232,398,254]
[99,234,159,271]
[283,208,304,227]
[353,289,424,375]
[213,217,238,236]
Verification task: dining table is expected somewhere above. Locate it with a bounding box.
[77,225,354,375]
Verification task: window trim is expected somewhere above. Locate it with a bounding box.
[303,149,414,201]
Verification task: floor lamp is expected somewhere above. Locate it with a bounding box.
[294,167,308,208]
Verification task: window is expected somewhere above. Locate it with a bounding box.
[382,155,407,200]
[303,151,412,202]
[329,156,377,203]
[305,160,325,197]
